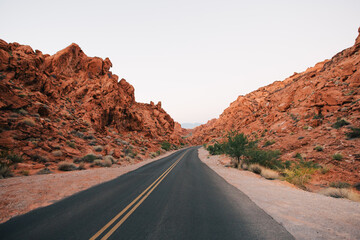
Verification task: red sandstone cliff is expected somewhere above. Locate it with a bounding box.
[0,40,186,176]
[191,28,360,185]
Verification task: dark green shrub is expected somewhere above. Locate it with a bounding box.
[245,149,282,170]
[332,118,349,129]
[313,146,323,152]
[207,142,224,155]
[330,181,351,189]
[293,153,303,160]
[224,132,254,168]
[6,153,23,163]
[346,128,360,139]
[332,153,343,161]
[161,141,171,151]
[81,154,98,163]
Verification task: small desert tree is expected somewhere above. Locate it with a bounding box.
[224,131,253,168]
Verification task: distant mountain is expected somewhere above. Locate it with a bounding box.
[181,123,203,129]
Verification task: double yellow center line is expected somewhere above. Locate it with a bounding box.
[90,150,188,240]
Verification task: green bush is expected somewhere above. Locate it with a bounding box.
[245,149,282,170]
[313,146,323,152]
[332,118,349,129]
[346,128,360,139]
[207,142,225,155]
[80,154,98,163]
[161,141,171,151]
[293,153,303,160]
[224,131,255,168]
[332,153,343,161]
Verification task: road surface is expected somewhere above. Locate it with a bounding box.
[0,147,294,239]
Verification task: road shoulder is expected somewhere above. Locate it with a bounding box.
[198,147,360,240]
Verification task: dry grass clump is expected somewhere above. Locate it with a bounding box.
[21,118,36,126]
[58,162,77,171]
[248,164,263,174]
[260,168,279,180]
[319,188,360,202]
[93,159,112,167]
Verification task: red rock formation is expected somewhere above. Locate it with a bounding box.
[191,28,360,186]
[0,40,186,176]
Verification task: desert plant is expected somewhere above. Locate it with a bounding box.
[260,168,279,180]
[224,131,254,168]
[0,162,13,178]
[319,188,360,202]
[293,153,303,160]
[248,164,263,174]
[52,150,63,157]
[207,142,225,155]
[58,162,77,171]
[320,165,330,174]
[6,153,23,163]
[329,181,351,189]
[21,118,36,127]
[37,168,52,175]
[346,128,360,139]
[332,153,343,161]
[245,149,282,170]
[66,141,76,149]
[161,141,171,151]
[332,118,349,129]
[93,145,103,152]
[313,146,324,152]
[80,154,98,163]
[263,140,275,147]
[19,170,29,176]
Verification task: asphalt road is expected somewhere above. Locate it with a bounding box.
[0,147,294,240]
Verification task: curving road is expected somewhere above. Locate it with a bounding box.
[0,147,294,240]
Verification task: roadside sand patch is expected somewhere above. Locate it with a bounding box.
[0,150,179,223]
[198,147,360,240]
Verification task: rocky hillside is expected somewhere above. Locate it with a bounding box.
[0,40,186,176]
[191,28,360,186]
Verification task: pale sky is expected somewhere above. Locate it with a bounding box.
[1,0,359,124]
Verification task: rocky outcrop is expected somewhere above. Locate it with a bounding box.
[0,40,186,176]
[190,28,360,185]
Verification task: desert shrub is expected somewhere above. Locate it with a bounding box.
[223,131,255,168]
[313,113,323,119]
[7,153,23,163]
[293,153,303,160]
[320,188,360,202]
[58,162,77,171]
[31,155,48,163]
[93,145,103,152]
[329,181,351,189]
[260,168,279,180]
[103,159,112,167]
[207,142,225,155]
[263,140,275,147]
[332,118,349,129]
[282,167,316,190]
[80,154,98,163]
[77,163,86,170]
[37,168,52,175]
[0,163,13,178]
[248,164,263,174]
[21,118,36,126]
[346,128,360,139]
[161,141,171,151]
[245,149,282,170]
[313,146,324,152]
[240,162,248,170]
[66,141,76,149]
[332,153,343,161]
[104,155,115,164]
[320,165,330,174]
[19,170,29,176]
[52,150,63,157]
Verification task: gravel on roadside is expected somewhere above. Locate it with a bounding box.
[198,147,360,240]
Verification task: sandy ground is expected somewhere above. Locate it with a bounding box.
[0,150,179,224]
[198,147,360,240]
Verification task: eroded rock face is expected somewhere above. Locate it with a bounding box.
[190,28,360,185]
[0,40,186,176]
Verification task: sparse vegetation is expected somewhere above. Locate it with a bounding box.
[248,164,263,174]
[52,150,63,157]
[320,188,360,202]
[161,141,171,151]
[263,140,275,147]
[58,162,77,171]
[66,141,76,148]
[21,118,36,127]
[332,118,349,129]
[93,145,103,152]
[78,154,98,163]
[260,168,279,180]
[329,181,351,189]
[293,153,303,160]
[346,128,360,139]
[37,168,52,175]
[313,145,323,152]
[332,153,343,161]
